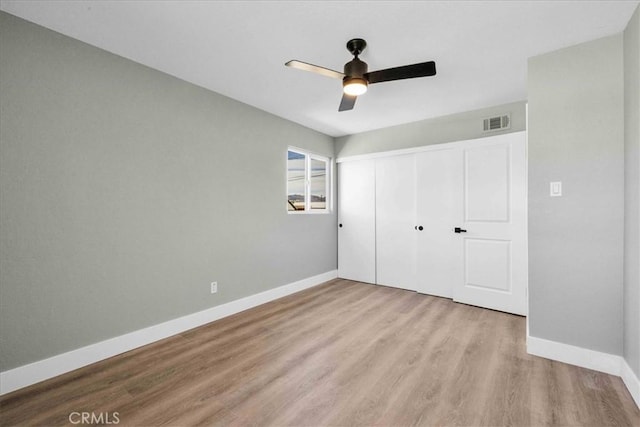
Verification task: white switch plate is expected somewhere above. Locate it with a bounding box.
[210,282,218,294]
[550,181,562,197]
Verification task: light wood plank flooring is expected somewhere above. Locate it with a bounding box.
[1,279,638,426]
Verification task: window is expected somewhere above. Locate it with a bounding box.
[287,148,330,213]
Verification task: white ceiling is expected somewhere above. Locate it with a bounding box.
[1,1,638,137]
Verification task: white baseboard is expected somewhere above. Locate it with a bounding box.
[621,358,640,408]
[0,270,337,396]
[527,335,622,375]
[527,334,640,409]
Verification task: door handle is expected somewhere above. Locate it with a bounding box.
[339,224,343,228]
[415,226,424,231]
[454,227,467,233]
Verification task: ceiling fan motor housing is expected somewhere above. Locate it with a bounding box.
[344,57,368,78]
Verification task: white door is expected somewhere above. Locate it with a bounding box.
[415,148,461,298]
[376,155,416,290]
[338,159,376,284]
[453,133,527,315]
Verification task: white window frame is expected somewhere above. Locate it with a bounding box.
[287,147,332,214]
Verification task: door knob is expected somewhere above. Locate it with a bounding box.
[339,224,343,228]
[418,226,424,231]
[454,227,467,233]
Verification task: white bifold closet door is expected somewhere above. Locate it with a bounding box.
[337,159,376,284]
[375,155,416,290]
[415,148,461,298]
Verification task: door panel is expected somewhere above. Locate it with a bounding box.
[454,133,527,315]
[337,160,376,284]
[464,239,511,292]
[415,148,461,298]
[376,155,416,290]
[464,145,510,222]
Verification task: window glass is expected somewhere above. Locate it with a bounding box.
[310,158,327,210]
[287,150,306,211]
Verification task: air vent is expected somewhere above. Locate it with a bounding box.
[483,114,510,132]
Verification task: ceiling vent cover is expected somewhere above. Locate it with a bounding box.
[483,114,510,132]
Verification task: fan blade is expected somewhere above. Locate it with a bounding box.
[365,61,436,84]
[285,60,344,80]
[339,94,357,111]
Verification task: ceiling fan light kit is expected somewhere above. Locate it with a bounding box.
[343,77,368,96]
[286,38,436,111]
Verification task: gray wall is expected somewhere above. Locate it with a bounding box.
[624,5,640,377]
[0,12,336,372]
[528,34,625,355]
[335,101,526,158]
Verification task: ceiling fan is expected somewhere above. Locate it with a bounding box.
[285,38,436,112]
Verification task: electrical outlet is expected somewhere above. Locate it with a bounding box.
[210,282,218,294]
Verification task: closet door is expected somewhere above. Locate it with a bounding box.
[454,133,527,315]
[415,148,461,298]
[376,155,416,290]
[337,159,376,284]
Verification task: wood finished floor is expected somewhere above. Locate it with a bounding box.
[1,279,638,426]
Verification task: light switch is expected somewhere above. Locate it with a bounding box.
[550,181,562,197]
